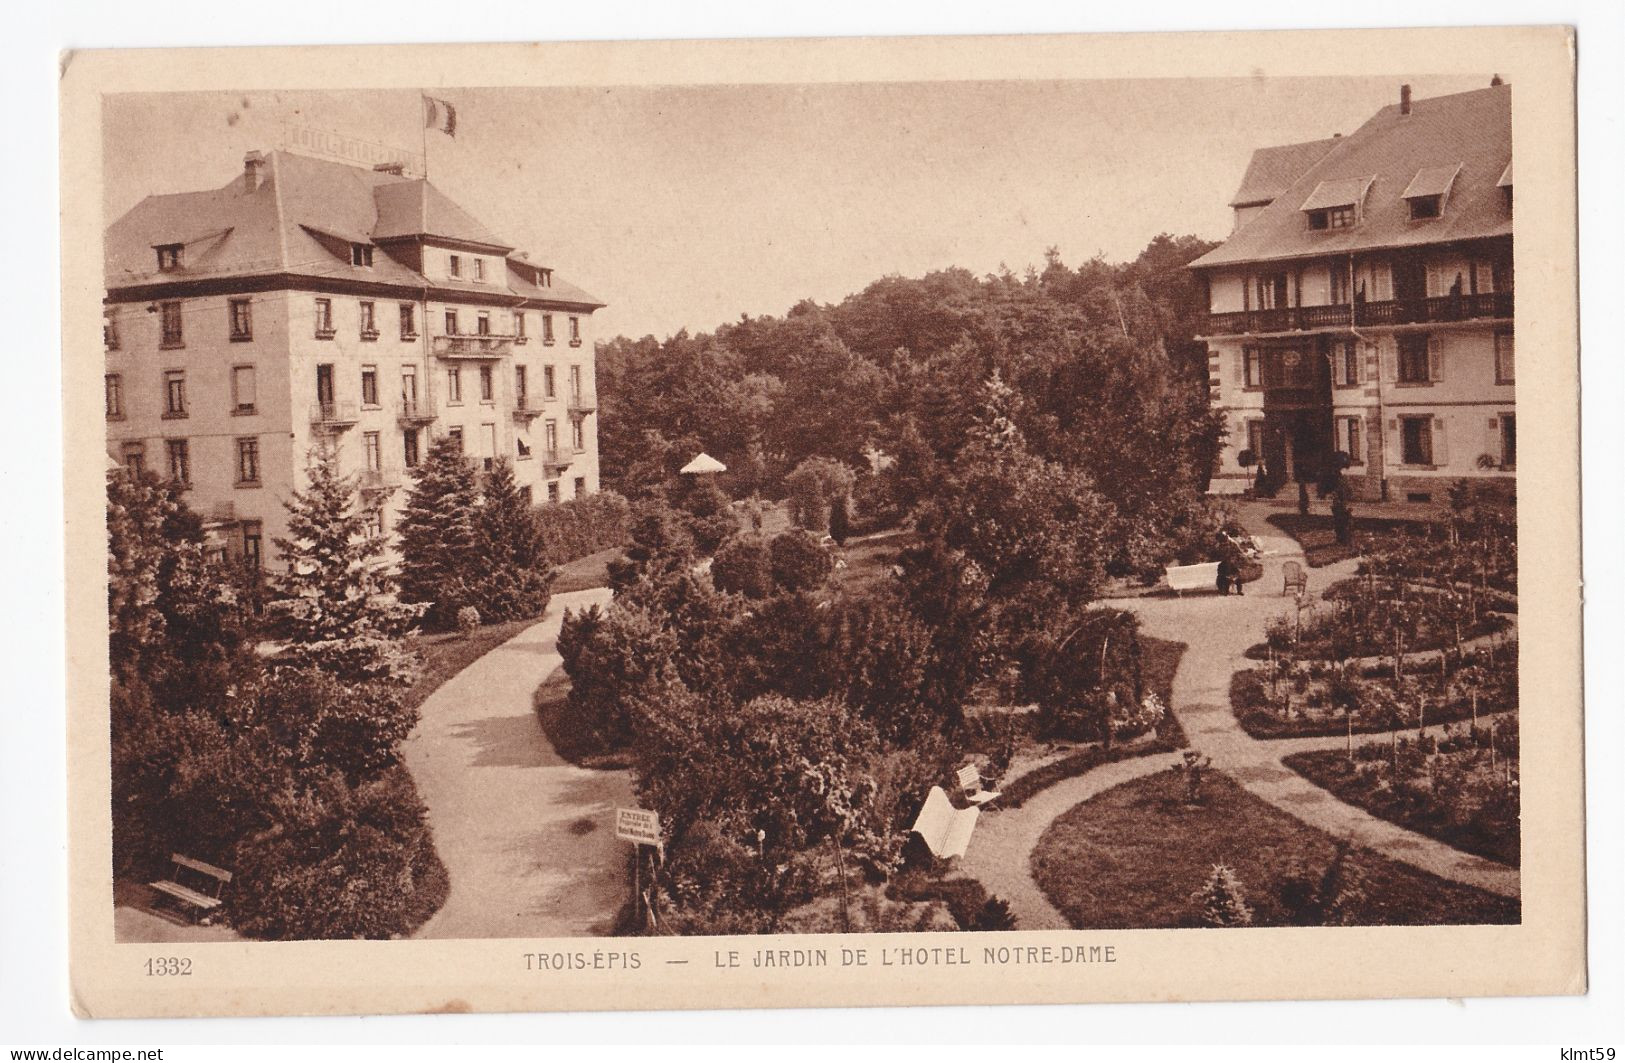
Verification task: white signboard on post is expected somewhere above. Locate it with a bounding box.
[615,807,662,847]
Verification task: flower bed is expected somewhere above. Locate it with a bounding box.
[1283,720,1521,867]
[1229,643,1517,740]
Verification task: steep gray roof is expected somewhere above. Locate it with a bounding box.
[105,150,603,308]
[1228,136,1343,207]
[1192,84,1512,270]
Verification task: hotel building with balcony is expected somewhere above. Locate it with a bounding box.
[1191,82,1513,503]
[103,150,604,569]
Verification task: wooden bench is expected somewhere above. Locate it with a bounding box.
[149,853,231,921]
[1164,561,1221,596]
[910,786,980,860]
[956,763,1001,807]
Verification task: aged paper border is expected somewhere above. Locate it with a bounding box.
[60,25,1582,1019]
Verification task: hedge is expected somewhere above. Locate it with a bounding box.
[536,490,632,567]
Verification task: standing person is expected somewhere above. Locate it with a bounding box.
[1216,557,1236,596]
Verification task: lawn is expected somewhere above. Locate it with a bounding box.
[835,528,916,599]
[1265,512,1431,568]
[1030,770,1519,928]
[552,547,619,594]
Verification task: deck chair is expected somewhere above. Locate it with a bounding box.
[1282,560,1307,597]
[957,763,1001,807]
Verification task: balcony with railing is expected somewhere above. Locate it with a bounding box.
[433,332,517,359]
[567,391,597,416]
[541,447,571,473]
[357,468,401,493]
[397,400,436,426]
[1207,290,1512,336]
[310,400,360,429]
[512,398,543,422]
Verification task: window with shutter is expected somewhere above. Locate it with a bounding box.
[1427,336,1444,381]
[1432,416,1448,466]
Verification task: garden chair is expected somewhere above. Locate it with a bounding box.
[957,763,1001,806]
[1282,560,1307,598]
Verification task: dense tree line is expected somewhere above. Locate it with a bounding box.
[594,235,1223,577]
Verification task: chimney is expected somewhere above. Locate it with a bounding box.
[243,150,266,192]
[1490,74,1504,87]
[1399,84,1412,115]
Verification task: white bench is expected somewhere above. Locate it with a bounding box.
[149,853,231,921]
[910,786,980,859]
[956,763,1001,806]
[1164,561,1221,595]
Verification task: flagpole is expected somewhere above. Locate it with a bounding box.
[420,92,429,181]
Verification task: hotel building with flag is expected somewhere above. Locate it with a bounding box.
[1191,81,1514,503]
[103,146,605,570]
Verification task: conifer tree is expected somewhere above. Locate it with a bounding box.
[395,435,479,628]
[468,459,555,622]
[272,443,421,683]
[1192,862,1255,928]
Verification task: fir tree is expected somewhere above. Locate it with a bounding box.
[271,442,421,684]
[1192,862,1255,928]
[395,435,479,628]
[468,459,555,622]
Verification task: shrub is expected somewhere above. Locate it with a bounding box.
[711,534,775,599]
[556,603,677,753]
[769,529,834,592]
[228,766,448,940]
[828,493,853,545]
[456,606,482,635]
[785,457,858,532]
[534,490,632,567]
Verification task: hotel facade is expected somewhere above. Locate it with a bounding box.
[1192,83,1514,503]
[104,149,604,569]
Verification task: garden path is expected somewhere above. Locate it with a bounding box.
[404,588,635,940]
[961,504,1518,930]
[1110,506,1520,900]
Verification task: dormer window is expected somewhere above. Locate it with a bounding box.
[156,244,183,271]
[350,243,374,267]
[539,268,552,288]
[1299,176,1373,232]
[1407,196,1442,220]
[1402,164,1461,222]
[1307,206,1355,230]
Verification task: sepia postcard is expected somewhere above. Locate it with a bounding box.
[61,25,1583,1019]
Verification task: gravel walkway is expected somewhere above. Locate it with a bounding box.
[404,588,635,940]
[961,503,1519,930]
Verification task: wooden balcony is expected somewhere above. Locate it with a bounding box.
[310,401,359,429]
[433,333,516,359]
[1207,291,1512,336]
[1354,291,1514,327]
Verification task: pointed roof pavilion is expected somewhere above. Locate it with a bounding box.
[680,452,727,475]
